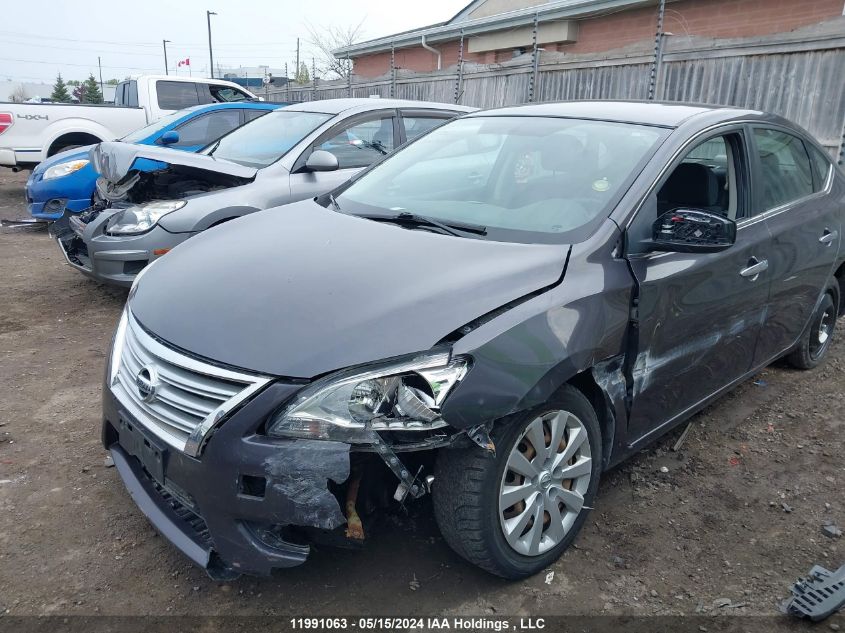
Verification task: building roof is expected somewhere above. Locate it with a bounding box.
[333,0,657,57]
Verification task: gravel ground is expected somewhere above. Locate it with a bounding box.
[0,168,842,628]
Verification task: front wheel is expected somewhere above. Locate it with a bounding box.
[432,385,602,579]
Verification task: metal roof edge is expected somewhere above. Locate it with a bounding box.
[332,0,656,57]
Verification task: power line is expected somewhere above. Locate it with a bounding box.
[0,30,161,48]
[0,39,299,60]
[0,30,304,50]
[0,56,158,71]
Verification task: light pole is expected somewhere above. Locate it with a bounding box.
[162,39,171,75]
[206,10,217,79]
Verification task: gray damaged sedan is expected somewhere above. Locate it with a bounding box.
[58,98,474,286]
[103,101,844,580]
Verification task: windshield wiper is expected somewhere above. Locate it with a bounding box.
[206,138,222,157]
[328,194,341,211]
[359,211,487,237]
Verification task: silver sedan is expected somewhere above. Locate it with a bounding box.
[57,98,475,286]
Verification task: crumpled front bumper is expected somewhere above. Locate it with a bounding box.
[56,211,194,287]
[29,197,90,221]
[102,381,353,579]
[26,168,93,220]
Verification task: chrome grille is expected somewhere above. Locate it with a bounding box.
[109,310,271,455]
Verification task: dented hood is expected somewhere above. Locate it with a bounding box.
[89,141,257,183]
[130,199,570,378]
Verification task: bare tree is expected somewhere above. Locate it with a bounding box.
[9,84,29,103]
[306,21,364,79]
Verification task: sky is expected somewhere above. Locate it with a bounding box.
[0,0,469,85]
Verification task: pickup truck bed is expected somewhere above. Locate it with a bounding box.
[0,102,145,168]
[0,75,257,169]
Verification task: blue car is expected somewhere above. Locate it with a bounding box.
[26,101,283,222]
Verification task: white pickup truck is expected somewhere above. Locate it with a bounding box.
[0,75,256,169]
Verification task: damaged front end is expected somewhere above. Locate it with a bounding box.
[102,345,483,579]
[263,351,481,537]
[90,141,256,206]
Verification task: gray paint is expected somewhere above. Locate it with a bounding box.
[132,199,571,378]
[130,101,845,456]
[111,100,845,578]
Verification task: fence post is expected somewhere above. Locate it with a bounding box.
[454,29,465,104]
[312,57,317,100]
[839,114,845,166]
[528,12,540,103]
[284,62,289,101]
[390,43,396,98]
[648,0,666,100]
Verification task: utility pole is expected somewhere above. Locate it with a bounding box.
[312,57,317,100]
[97,56,104,95]
[207,10,217,79]
[295,38,301,83]
[162,40,171,75]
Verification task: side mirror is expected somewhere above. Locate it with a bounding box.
[650,209,736,253]
[305,150,339,172]
[160,130,180,145]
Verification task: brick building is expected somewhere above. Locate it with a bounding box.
[336,0,845,78]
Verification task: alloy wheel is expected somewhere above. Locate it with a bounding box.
[498,410,592,557]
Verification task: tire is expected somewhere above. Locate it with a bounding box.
[786,282,839,370]
[432,385,602,579]
[50,144,84,157]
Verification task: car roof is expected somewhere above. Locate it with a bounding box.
[174,102,282,116]
[283,98,477,115]
[468,100,762,128]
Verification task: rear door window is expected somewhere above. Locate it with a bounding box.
[753,128,813,210]
[315,115,396,169]
[170,110,242,148]
[243,108,269,123]
[125,80,139,107]
[808,144,833,191]
[401,114,452,142]
[114,82,127,106]
[156,81,202,110]
[210,85,251,102]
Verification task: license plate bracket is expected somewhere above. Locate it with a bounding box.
[118,418,166,485]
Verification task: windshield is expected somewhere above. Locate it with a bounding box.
[205,110,333,168]
[337,116,667,243]
[120,110,186,143]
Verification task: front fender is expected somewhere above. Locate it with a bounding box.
[158,204,261,233]
[441,222,634,431]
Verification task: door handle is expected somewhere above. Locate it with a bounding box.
[819,229,838,245]
[740,257,769,280]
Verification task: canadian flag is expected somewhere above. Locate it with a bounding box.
[177,58,191,67]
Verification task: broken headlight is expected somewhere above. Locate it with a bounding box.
[267,352,470,442]
[43,159,90,180]
[107,200,186,235]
